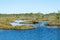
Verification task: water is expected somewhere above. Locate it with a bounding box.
[0,21,60,40]
[15,20,29,23]
[10,20,30,26]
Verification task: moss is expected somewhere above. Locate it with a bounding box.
[14,25,35,30]
[45,21,60,27]
[0,13,60,29]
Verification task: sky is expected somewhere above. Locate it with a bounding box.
[0,0,60,14]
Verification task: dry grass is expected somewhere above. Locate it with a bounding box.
[14,25,35,30]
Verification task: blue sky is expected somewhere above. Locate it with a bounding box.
[0,0,60,14]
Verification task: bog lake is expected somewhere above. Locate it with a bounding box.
[0,20,60,40]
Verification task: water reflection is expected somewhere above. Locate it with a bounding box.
[10,20,58,28]
[10,20,29,26]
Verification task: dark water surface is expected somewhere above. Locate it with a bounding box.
[0,21,60,40]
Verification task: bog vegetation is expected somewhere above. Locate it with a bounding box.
[0,11,60,29]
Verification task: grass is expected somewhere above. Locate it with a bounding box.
[14,25,35,30]
[0,12,60,29]
[0,13,43,30]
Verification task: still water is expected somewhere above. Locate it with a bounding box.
[0,21,60,40]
